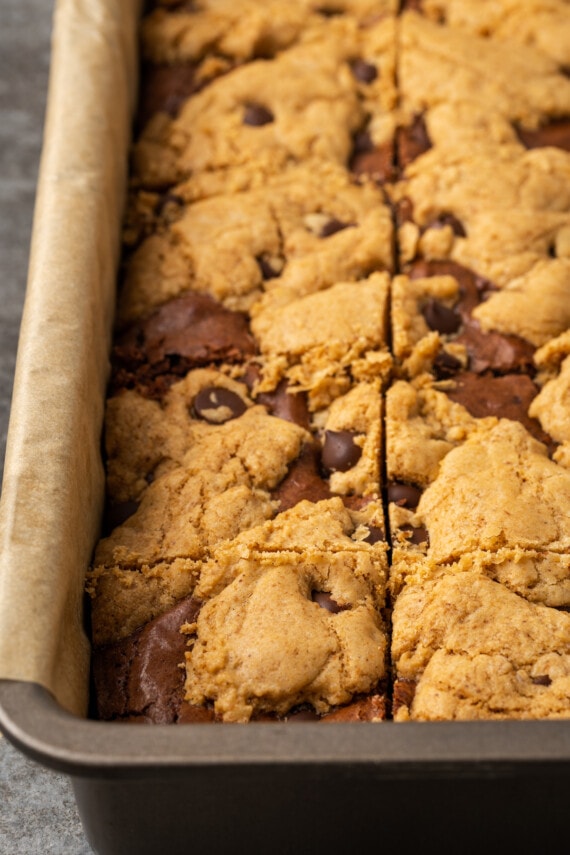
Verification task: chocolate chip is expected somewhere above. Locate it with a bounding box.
[311,590,347,613]
[531,675,552,686]
[422,299,461,334]
[401,524,429,546]
[193,387,247,423]
[351,59,378,83]
[433,350,462,380]
[243,103,274,126]
[363,526,385,545]
[428,213,466,237]
[320,218,352,238]
[321,430,362,474]
[387,482,422,510]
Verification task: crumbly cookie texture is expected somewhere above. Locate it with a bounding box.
[392,571,570,720]
[419,0,570,68]
[185,500,388,722]
[104,369,254,503]
[411,419,570,563]
[142,0,399,66]
[118,162,394,325]
[389,539,570,608]
[195,497,387,599]
[390,274,459,363]
[86,558,201,646]
[252,273,392,408]
[385,378,490,487]
[94,406,309,568]
[399,10,570,132]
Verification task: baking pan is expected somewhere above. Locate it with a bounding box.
[2,2,570,852]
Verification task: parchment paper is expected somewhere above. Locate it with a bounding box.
[0,0,141,716]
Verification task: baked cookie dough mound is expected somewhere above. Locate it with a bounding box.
[394,419,570,565]
[392,571,570,720]
[117,162,394,325]
[185,501,389,722]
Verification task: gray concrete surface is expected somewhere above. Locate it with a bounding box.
[0,1,93,852]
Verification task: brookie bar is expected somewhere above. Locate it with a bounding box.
[87,0,570,724]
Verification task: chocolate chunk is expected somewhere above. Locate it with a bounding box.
[311,590,348,613]
[396,114,432,168]
[110,293,256,398]
[273,442,333,511]
[387,482,422,510]
[350,59,378,83]
[350,136,395,183]
[516,119,570,153]
[422,298,461,334]
[91,597,201,723]
[255,380,311,430]
[433,350,462,380]
[401,524,429,546]
[243,103,274,126]
[193,387,247,423]
[320,218,353,238]
[321,430,363,474]
[409,260,536,374]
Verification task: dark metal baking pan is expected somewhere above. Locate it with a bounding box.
[2,678,570,854]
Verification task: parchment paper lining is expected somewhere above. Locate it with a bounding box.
[0,0,141,716]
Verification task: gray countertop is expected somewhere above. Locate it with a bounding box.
[0,1,93,851]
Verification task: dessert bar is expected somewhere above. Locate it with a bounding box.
[87,0,570,723]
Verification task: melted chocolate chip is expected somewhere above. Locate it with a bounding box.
[321,430,363,474]
[272,443,333,511]
[311,590,348,613]
[351,59,378,83]
[401,524,429,546]
[243,103,274,126]
[193,387,247,423]
[422,299,461,334]
[433,350,462,380]
[387,482,422,510]
[320,218,353,238]
[255,380,311,430]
